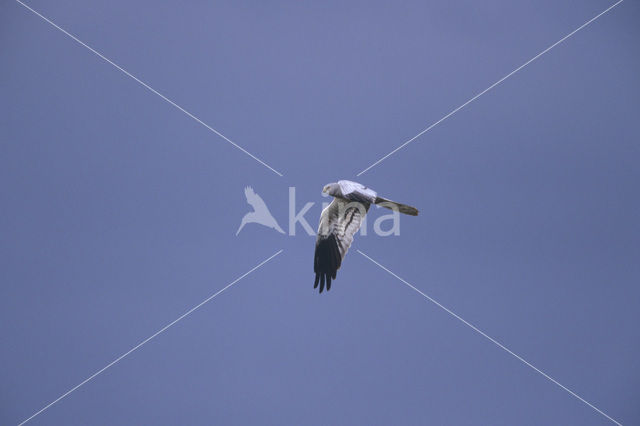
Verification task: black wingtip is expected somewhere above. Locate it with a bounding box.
[314,234,342,294]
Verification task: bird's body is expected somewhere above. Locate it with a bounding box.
[313,180,418,293]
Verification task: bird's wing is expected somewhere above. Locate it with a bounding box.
[244,186,269,211]
[339,180,419,216]
[338,180,377,204]
[314,198,368,293]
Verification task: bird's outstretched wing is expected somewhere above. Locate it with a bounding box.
[314,198,369,293]
[338,180,377,204]
[337,180,418,215]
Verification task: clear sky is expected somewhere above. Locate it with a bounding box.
[2,0,638,424]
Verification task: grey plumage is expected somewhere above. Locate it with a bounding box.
[313,180,418,293]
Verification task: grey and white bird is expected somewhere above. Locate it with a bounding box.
[314,180,418,293]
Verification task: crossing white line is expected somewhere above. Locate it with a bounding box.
[16,0,284,177]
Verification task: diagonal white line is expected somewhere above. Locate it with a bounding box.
[16,0,284,177]
[17,249,284,426]
[356,0,623,176]
[357,250,622,425]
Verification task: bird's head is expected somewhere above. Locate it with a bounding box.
[322,182,340,197]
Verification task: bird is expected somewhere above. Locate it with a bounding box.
[314,180,418,293]
[236,186,285,235]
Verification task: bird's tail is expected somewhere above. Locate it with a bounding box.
[374,196,419,216]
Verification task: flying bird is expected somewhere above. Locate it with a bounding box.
[314,180,418,293]
[236,186,285,235]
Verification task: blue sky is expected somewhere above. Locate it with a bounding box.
[1,0,639,424]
